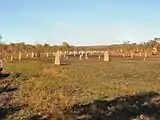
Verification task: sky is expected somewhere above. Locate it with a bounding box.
[0,0,160,45]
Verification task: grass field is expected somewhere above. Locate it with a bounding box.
[0,56,160,120]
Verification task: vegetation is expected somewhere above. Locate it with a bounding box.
[0,39,160,54]
[0,56,160,119]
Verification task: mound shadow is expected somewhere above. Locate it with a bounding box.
[67,91,160,120]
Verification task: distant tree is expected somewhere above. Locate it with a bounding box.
[123,41,130,45]
[62,42,70,50]
[148,40,157,48]
[52,45,59,51]
[44,43,50,47]
[35,44,44,52]
[62,42,70,48]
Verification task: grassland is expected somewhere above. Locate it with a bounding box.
[0,56,160,119]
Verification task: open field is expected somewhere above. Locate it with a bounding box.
[0,56,160,120]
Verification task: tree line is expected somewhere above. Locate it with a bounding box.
[0,40,159,54]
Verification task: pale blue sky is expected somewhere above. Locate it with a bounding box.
[0,0,160,45]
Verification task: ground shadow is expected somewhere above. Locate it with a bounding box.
[0,105,22,120]
[0,72,22,79]
[27,115,44,120]
[27,113,52,120]
[0,73,10,79]
[0,83,20,120]
[60,63,70,65]
[0,84,18,94]
[67,91,160,120]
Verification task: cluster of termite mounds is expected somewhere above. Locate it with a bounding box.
[53,50,111,65]
[53,48,157,65]
[0,46,158,73]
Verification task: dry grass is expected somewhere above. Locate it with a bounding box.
[42,67,58,76]
[1,56,160,119]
